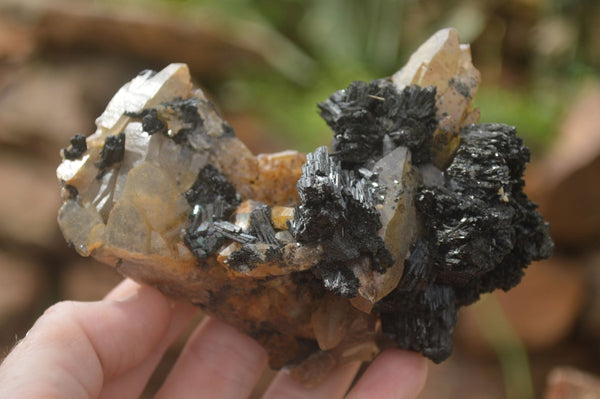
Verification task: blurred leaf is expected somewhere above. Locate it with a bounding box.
[473,294,535,399]
[441,2,487,42]
[475,85,566,153]
[298,0,407,74]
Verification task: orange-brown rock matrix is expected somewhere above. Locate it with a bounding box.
[57,28,552,385]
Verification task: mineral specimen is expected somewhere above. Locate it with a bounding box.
[56,28,553,384]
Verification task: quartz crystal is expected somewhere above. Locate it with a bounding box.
[57,28,553,385]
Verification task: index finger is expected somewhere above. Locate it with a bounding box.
[346,349,428,399]
[0,279,190,399]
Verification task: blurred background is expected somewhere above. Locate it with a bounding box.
[0,0,599,397]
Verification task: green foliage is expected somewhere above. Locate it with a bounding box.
[475,85,566,154]
[220,63,381,152]
[473,295,535,399]
[104,0,599,154]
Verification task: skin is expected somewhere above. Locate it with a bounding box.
[0,279,427,399]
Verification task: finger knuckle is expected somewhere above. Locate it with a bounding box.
[42,300,80,320]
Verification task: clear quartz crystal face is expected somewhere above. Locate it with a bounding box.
[57,28,552,385]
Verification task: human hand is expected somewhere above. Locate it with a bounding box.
[0,279,427,398]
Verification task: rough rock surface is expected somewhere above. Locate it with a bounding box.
[56,28,553,384]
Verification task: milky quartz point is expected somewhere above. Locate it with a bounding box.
[393,27,481,169]
[57,29,552,385]
[392,28,481,128]
[349,146,419,313]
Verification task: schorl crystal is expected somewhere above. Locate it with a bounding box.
[185,165,239,213]
[248,205,279,246]
[161,97,204,143]
[62,134,87,160]
[290,146,393,295]
[319,81,437,167]
[140,108,167,135]
[127,97,204,143]
[98,132,125,169]
[184,165,241,259]
[375,123,553,361]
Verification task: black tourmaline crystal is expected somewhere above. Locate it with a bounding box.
[290,146,393,297]
[184,165,241,259]
[97,132,126,170]
[319,80,438,167]
[295,81,553,363]
[62,134,87,160]
[375,124,553,362]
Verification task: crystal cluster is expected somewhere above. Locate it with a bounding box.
[57,28,553,384]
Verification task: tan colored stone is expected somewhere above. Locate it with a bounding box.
[349,146,419,310]
[392,27,480,133]
[55,28,497,386]
[58,200,105,256]
[430,115,460,170]
[329,310,378,364]
[253,151,306,206]
[545,367,600,399]
[218,242,321,278]
[287,351,336,388]
[215,200,321,278]
[311,295,355,350]
[54,60,411,386]
[271,206,294,230]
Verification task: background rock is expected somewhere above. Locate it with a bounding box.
[544,367,600,399]
[456,258,586,354]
